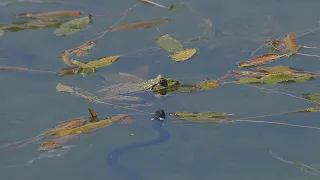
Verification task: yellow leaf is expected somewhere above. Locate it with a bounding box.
[169,48,196,61]
[71,56,120,68]
[284,34,300,52]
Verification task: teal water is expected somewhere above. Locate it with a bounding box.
[1,0,320,180]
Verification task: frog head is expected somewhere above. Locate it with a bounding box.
[136,74,180,95]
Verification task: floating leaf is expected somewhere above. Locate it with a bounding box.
[173,111,235,123]
[169,48,196,61]
[38,141,61,151]
[295,106,320,113]
[56,83,74,93]
[256,65,301,74]
[231,70,269,77]
[70,56,119,69]
[16,11,81,19]
[54,15,91,36]
[53,115,130,136]
[196,79,219,89]
[284,34,300,52]
[109,19,169,32]
[237,74,313,84]
[0,20,60,32]
[56,67,96,76]
[238,54,286,67]
[61,50,72,66]
[68,41,95,57]
[156,34,183,53]
[304,93,320,103]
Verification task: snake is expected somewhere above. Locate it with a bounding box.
[107,109,170,180]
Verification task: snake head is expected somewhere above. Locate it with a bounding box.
[151,109,166,121]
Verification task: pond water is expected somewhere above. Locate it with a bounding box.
[1,0,320,180]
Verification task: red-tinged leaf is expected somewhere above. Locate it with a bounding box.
[284,34,300,52]
[16,11,81,19]
[238,54,286,67]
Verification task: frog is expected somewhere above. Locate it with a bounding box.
[137,74,181,95]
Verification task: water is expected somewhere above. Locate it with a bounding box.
[1,0,320,179]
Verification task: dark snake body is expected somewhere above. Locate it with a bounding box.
[107,109,170,180]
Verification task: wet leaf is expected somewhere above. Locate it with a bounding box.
[38,141,61,151]
[304,93,320,103]
[56,83,74,93]
[237,74,313,84]
[231,70,269,77]
[169,48,196,61]
[16,11,81,19]
[173,111,235,123]
[54,15,91,36]
[56,67,96,76]
[109,19,169,32]
[238,54,286,67]
[0,20,57,32]
[256,65,301,74]
[61,50,72,66]
[295,106,320,113]
[196,79,219,89]
[156,34,183,53]
[68,41,95,57]
[70,56,119,68]
[284,34,300,52]
[53,115,130,136]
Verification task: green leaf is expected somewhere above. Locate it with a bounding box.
[156,34,184,53]
[173,111,234,123]
[54,16,91,36]
[237,74,313,84]
[196,79,219,89]
[70,56,120,69]
[304,93,320,103]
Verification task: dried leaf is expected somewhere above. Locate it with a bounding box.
[68,41,95,57]
[54,15,91,36]
[156,34,183,53]
[109,19,169,32]
[169,48,196,61]
[295,106,320,113]
[284,34,300,52]
[53,115,130,136]
[56,83,74,93]
[16,11,81,19]
[88,108,97,118]
[38,141,61,151]
[61,50,72,66]
[304,93,320,103]
[196,79,219,89]
[238,54,286,67]
[71,56,119,69]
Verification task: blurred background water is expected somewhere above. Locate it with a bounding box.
[1,0,320,180]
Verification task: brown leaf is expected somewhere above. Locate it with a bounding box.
[109,19,169,32]
[16,11,81,19]
[61,51,72,67]
[238,54,286,67]
[88,108,97,118]
[68,41,95,57]
[284,34,300,52]
[56,83,74,93]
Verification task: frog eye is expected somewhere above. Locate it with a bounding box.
[159,78,168,87]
